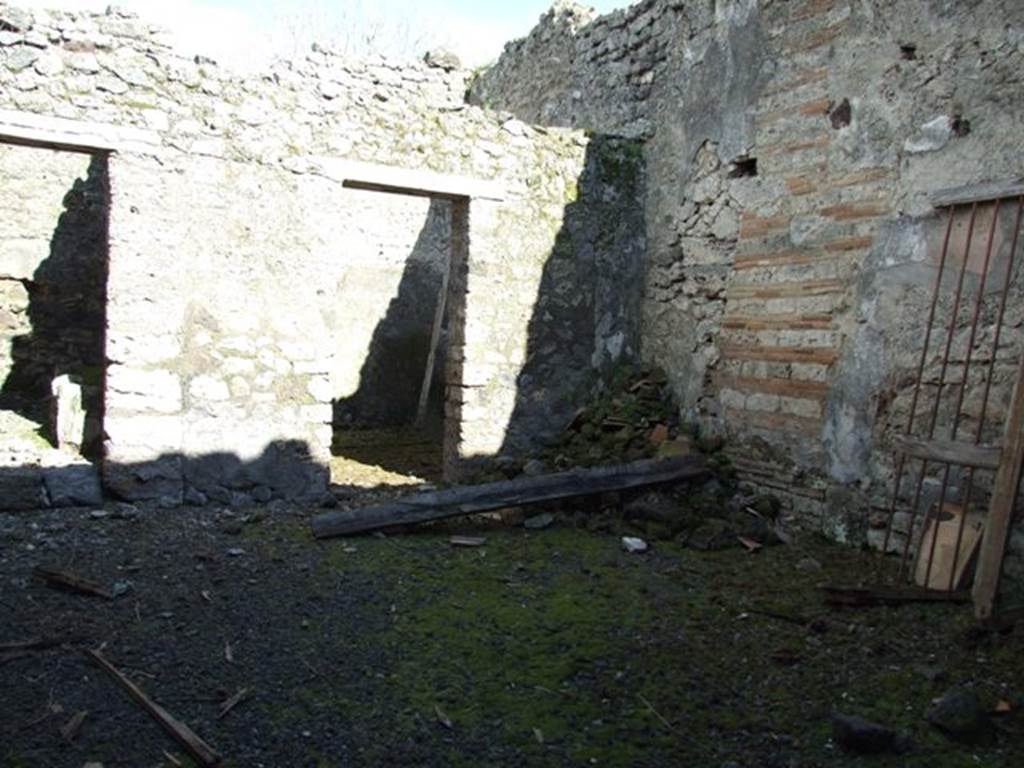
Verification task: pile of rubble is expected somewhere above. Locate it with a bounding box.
[501,364,788,549]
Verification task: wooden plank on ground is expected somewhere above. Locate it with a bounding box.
[822,585,971,607]
[973,354,1024,620]
[86,649,221,767]
[34,567,113,599]
[311,455,708,539]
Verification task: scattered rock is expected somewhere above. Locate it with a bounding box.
[524,513,554,530]
[685,518,735,551]
[623,490,679,525]
[227,548,245,557]
[926,688,994,745]
[44,462,102,512]
[110,502,139,519]
[423,48,461,71]
[0,7,32,31]
[912,663,945,684]
[522,459,546,477]
[748,494,781,519]
[648,424,669,445]
[621,536,648,553]
[832,713,913,754]
[0,467,46,510]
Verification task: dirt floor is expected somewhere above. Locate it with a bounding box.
[2,482,1023,768]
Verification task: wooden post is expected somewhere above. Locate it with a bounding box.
[414,223,451,428]
[973,353,1024,620]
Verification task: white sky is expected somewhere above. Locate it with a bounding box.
[12,0,632,69]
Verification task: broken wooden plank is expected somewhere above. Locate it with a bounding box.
[822,585,970,607]
[34,567,113,600]
[60,710,88,742]
[449,535,487,548]
[217,688,250,721]
[0,637,71,652]
[894,435,1002,470]
[86,649,221,767]
[311,455,708,539]
[973,353,1024,620]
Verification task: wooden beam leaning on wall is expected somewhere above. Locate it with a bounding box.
[973,353,1024,621]
[311,455,708,538]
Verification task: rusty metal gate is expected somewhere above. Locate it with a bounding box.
[880,181,1024,620]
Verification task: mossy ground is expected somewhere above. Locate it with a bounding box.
[2,504,1022,767]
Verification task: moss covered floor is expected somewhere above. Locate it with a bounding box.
[1,504,1021,767]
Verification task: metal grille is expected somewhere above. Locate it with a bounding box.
[880,191,1024,613]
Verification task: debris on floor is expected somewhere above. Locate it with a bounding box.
[831,712,914,755]
[33,566,114,600]
[311,455,708,538]
[87,649,222,767]
[621,536,648,554]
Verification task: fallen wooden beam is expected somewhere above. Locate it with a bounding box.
[822,585,970,607]
[86,649,221,767]
[312,455,707,539]
[34,567,112,600]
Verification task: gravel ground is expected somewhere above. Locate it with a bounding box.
[1,493,1022,768]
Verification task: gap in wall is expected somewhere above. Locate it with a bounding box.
[0,141,109,469]
[330,195,455,488]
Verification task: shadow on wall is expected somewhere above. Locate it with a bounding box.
[497,136,646,461]
[332,197,451,435]
[0,151,109,459]
[330,136,645,481]
[0,439,327,511]
[0,137,644,507]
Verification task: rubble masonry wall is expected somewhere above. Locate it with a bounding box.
[0,2,645,506]
[472,0,1024,570]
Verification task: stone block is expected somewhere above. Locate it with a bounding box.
[43,463,103,507]
[0,466,46,510]
[51,374,86,452]
[104,454,183,502]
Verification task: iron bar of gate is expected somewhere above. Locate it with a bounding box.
[946,196,1024,589]
[881,206,957,557]
[920,201,999,589]
[897,202,979,580]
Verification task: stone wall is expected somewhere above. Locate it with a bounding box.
[469,0,683,139]
[473,0,1024,559]
[0,2,645,505]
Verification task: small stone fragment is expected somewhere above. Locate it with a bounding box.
[423,48,461,70]
[795,557,823,572]
[832,713,913,754]
[621,536,648,553]
[926,689,994,745]
[523,512,554,530]
[522,459,546,477]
